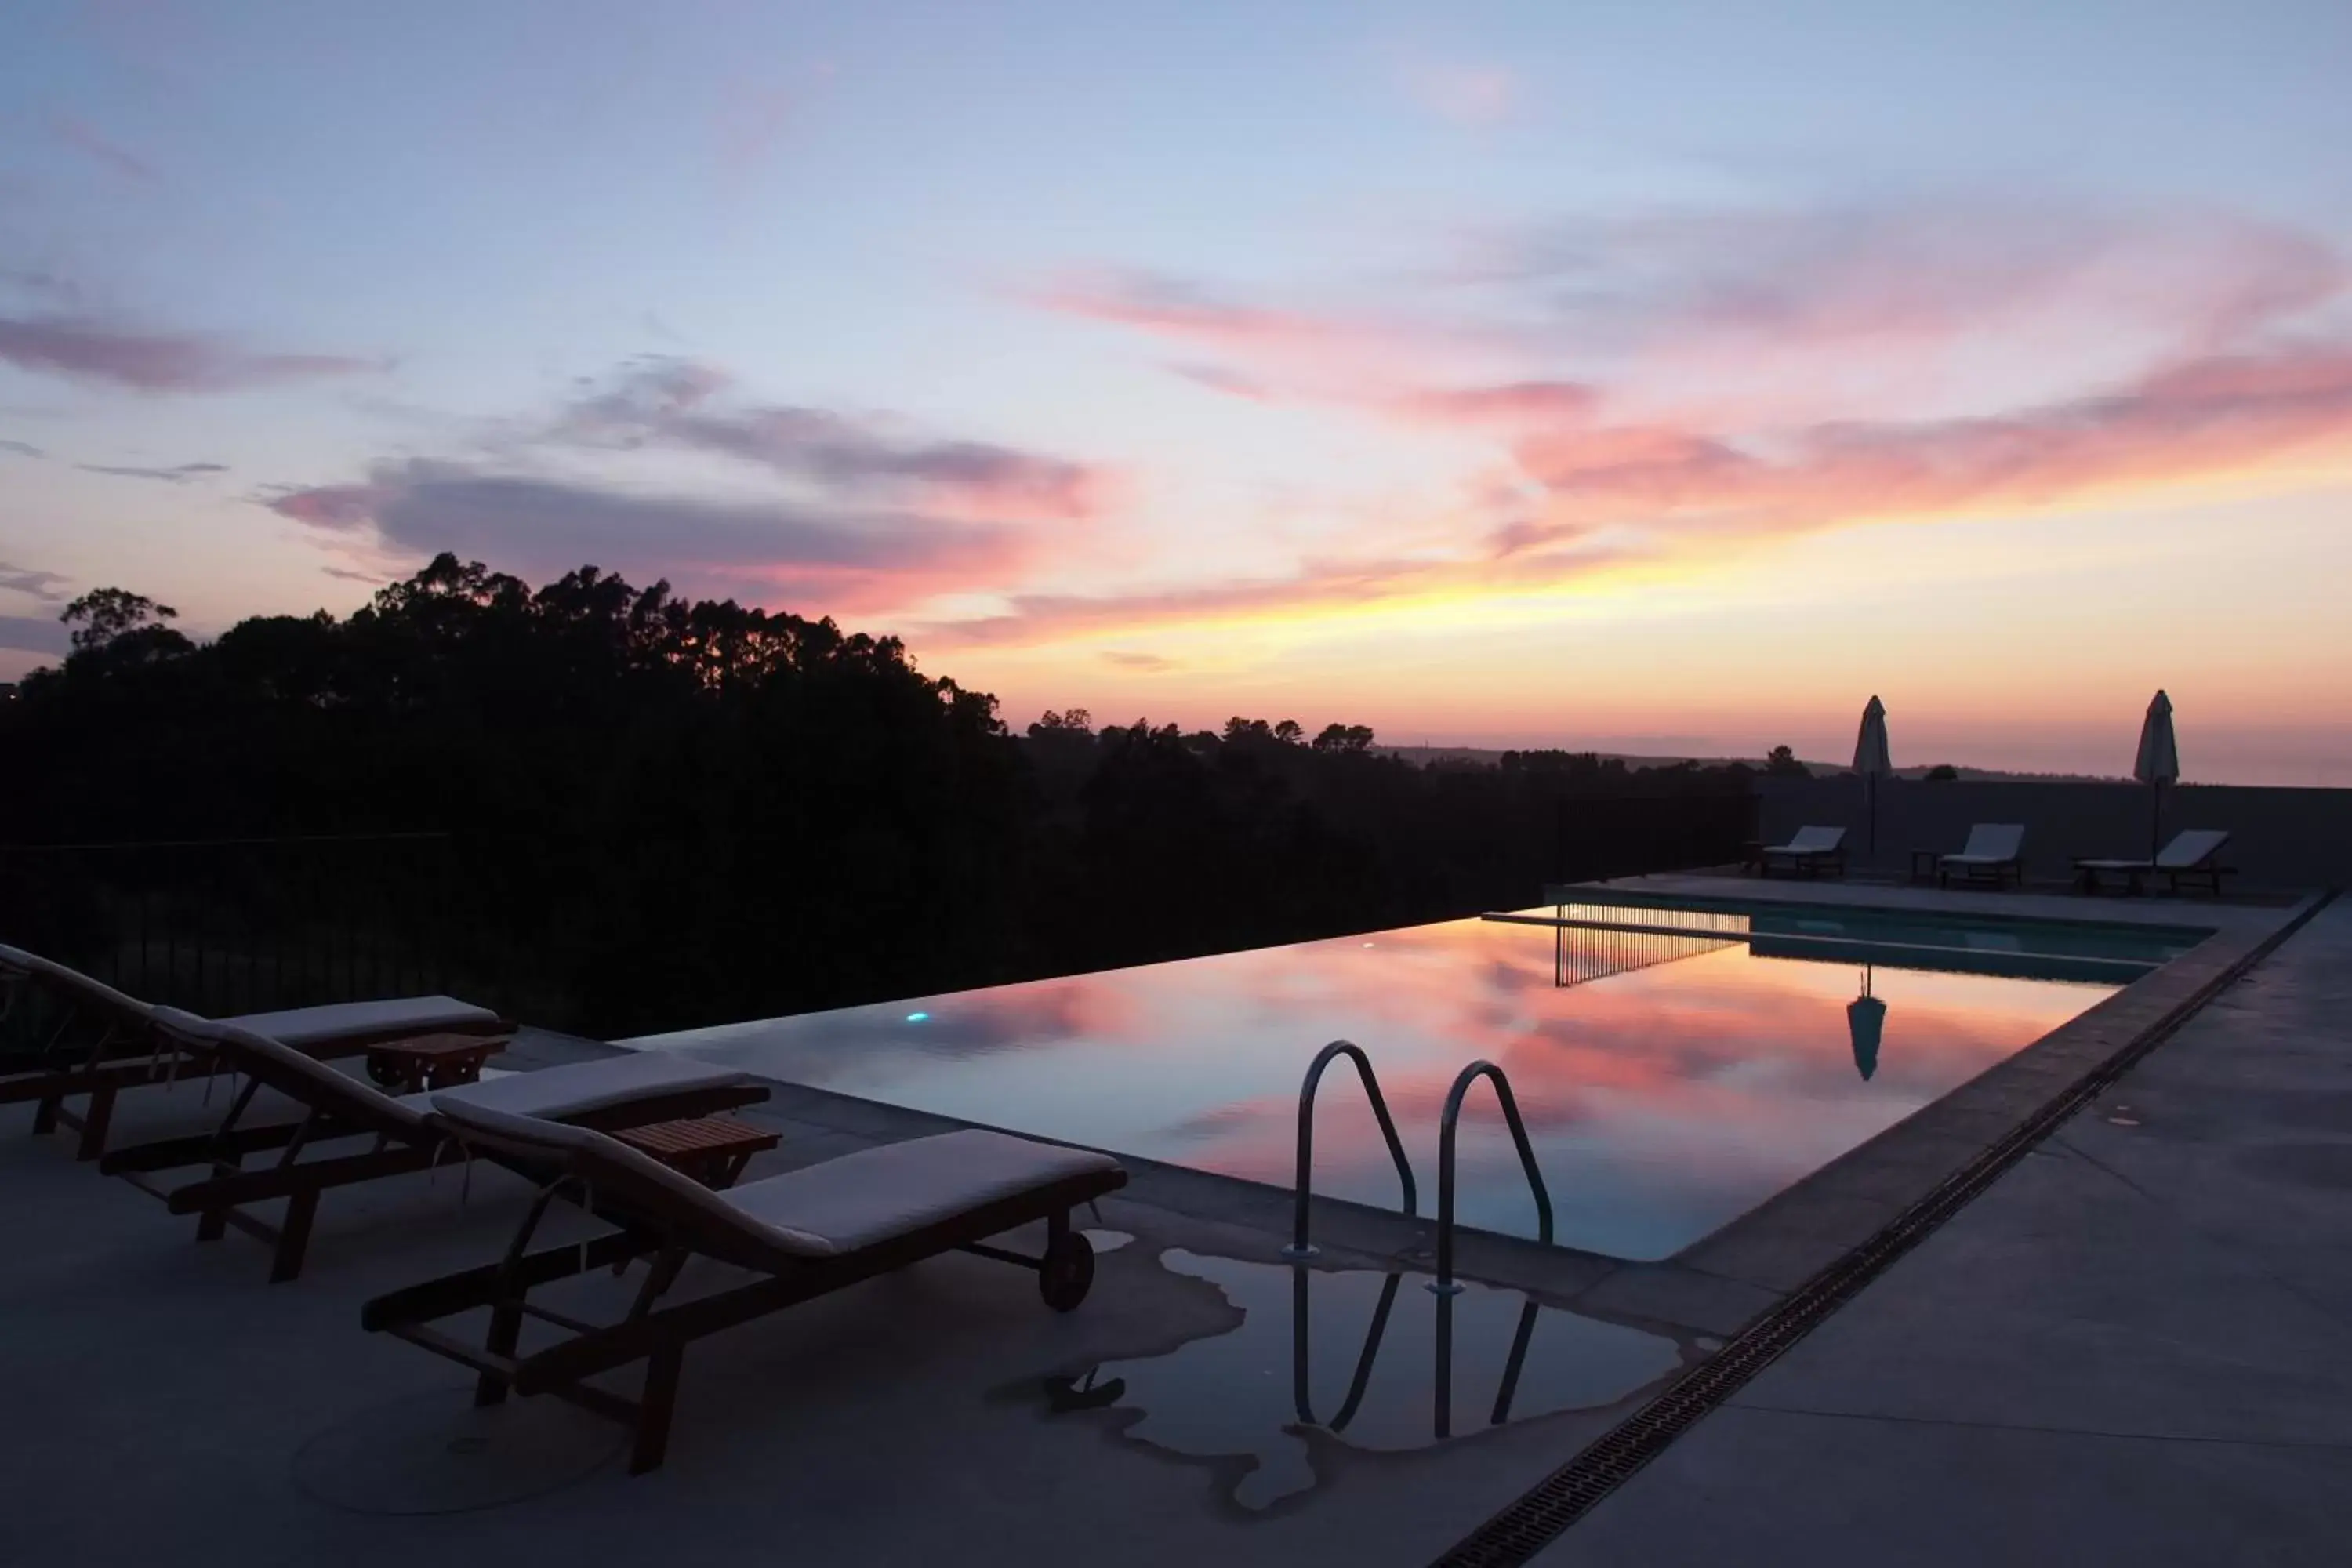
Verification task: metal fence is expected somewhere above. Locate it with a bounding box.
[1552,793,1756,884]
[0,833,474,1020]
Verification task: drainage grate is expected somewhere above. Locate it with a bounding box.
[1431,892,2335,1568]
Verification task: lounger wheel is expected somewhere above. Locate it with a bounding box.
[1038,1229,1094,1312]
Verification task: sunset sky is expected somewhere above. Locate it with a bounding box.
[5,2,2350,779]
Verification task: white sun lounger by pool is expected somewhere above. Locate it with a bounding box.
[95,1010,766,1282]
[2074,829,2234,896]
[1938,823,2026,890]
[368,1098,1128,1473]
[1756,825,1847,879]
[0,944,512,1160]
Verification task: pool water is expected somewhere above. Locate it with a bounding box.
[626,902,2200,1261]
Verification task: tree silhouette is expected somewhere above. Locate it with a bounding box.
[2,553,1757,1035]
[60,587,180,651]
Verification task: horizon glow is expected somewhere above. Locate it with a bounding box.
[5,2,2351,782]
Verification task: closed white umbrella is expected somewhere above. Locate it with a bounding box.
[1853,695,1893,861]
[2134,690,2180,861]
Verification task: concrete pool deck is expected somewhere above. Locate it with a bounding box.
[1530,893,2352,1567]
[0,880,2339,1565]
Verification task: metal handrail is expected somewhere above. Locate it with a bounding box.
[1284,1040,1417,1261]
[1429,1059,1554,1295]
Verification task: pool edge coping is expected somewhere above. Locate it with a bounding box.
[1657,889,2316,1294]
[1422,887,2334,1567]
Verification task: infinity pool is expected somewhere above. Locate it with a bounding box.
[626,902,2201,1260]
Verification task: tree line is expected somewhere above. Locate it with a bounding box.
[0,557,1755,1036]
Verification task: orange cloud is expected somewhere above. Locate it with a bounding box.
[927,338,2352,647]
[1397,380,1600,426]
[985,206,2352,652]
[1038,270,1352,354]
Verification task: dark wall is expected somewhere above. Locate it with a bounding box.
[1755,776,2352,891]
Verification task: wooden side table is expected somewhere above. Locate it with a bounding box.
[365,1033,509,1092]
[613,1114,781,1189]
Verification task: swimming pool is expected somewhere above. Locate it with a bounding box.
[625,900,2203,1261]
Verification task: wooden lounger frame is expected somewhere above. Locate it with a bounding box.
[363,1145,1127,1474]
[2073,858,2236,897]
[2,955,513,1161]
[1,996,173,1161]
[95,1025,766,1283]
[1939,855,2023,891]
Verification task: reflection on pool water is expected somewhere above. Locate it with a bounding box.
[627,903,2194,1259]
[1009,1249,1685,1512]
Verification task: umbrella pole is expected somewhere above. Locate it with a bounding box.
[2151,778,2161,862]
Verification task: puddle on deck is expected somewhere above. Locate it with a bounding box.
[1024,1250,1685,1511]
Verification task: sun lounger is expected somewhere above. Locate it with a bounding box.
[96,1011,767,1282]
[1756,826,1847,879]
[2073,829,2234,896]
[366,1098,1127,1473]
[1937,823,2026,890]
[0,945,511,1160]
[0,946,166,1156]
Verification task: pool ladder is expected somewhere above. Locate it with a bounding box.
[1284,1044,1555,1297]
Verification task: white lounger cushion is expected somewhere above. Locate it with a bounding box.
[2078,830,2231,876]
[434,1052,751,1121]
[721,1130,1120,1257]
[1944,824,2024,864]
[2158,829,2230,869]
[430,1097,1117,1261]
[151,1010,753,1140]
[220,995,501,1046]
[1768,826,1845,854]
[152,1007,434,1130]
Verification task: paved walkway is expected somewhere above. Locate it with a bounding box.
[1536,897,2352,1566]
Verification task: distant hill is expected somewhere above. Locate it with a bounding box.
[1376,745,2118,784]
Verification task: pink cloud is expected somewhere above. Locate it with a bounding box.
[1399,380,1599,425]
[50,115,156,185]
[266,461,1043,615]
[1504,339,2352,550]
[0,313,380,393]
[263,359,1119,616]
[930,336,2352,648]
[981,202,2352,652]
[1402,63,1516,126]
[1037,270,1348,355]
[1167,362,1273,401]
[1044,205,2352,436]
[553,358,1116,523]
[715,84,795,176]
